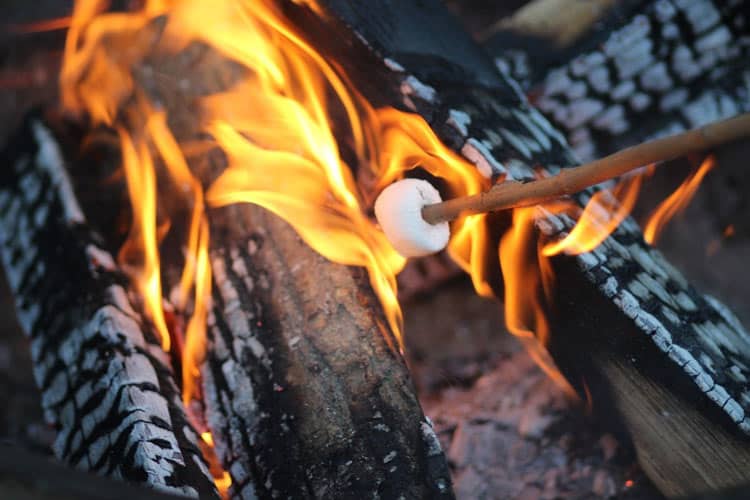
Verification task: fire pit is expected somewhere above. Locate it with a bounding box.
[1,1,749,499]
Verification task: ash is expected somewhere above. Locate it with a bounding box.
[405,281,662,500]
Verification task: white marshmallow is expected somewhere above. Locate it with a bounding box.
[374,179,450,258]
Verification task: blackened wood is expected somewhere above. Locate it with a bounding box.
[0,113,218,499]
[202,204,453,500]
[0,444,185,500]
[549,260,750,496]
[483,0,750,160]
[299,0,750,495]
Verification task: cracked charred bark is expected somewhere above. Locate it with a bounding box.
[201,205,452,499]
[482,0,750,160]
[0,113,218,499]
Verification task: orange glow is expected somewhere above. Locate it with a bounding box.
[146,112,212,403]
[644,156,715,244]
[500,207,574,395]
[200,432,232,495]
[8,16,73,34]
[201,431,214,447]
[214,471,232,495]
[543,173,645,257]
[117,127,171,350]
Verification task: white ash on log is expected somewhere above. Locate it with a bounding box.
[299,0,750,495]
[482,0,750,160]
[0,113,218,499]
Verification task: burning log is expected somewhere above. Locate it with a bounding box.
[481,0,750,159]
[202,204,453,499]
[0,113,218,498]
[70,10,455,498]
[301,0,750,496]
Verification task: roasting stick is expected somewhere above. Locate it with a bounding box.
[375,112,750,257]
[423,112,750,224]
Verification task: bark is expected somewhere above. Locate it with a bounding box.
[202,205,453,499]
[303,0,750,495]
[482,0,750,159]
[0,112,218,499]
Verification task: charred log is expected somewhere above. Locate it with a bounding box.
[0,113,218,499]
[202,204,453,499]
[301,0,750,495]
[482,0,750,159]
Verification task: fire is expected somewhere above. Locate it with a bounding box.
[542,172,646,257]
[117,126,172,350]
[7,16,73,34]
[644,155,715,244]
[58,0,719,492]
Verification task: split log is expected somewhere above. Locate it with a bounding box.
[479,0,643,87]
[481,0,750,159]
[478,0,621,46]
[300,1,750,496]
[0,112,218,499]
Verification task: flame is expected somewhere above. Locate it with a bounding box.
[200,431,231,495]
[543,172,646,256]
[59,0,720,492]
[498,206,575,394]
[117,127,172,350]
[644,155,715,244]
[7,16,73,34]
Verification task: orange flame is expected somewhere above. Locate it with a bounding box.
[499,206,574,394]
[7,16,73,34]
[543,172,646,257]
[644,156,715,244]
[117,127,172,350]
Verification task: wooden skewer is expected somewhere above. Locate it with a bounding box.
[422,112,750,225]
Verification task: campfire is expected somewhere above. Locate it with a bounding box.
[1,0,750,498]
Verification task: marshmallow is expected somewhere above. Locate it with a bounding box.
[374,179,450,258]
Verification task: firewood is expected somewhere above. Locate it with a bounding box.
[0,443,185,500]
[124,24,455,499]
[202,204,453,499]
[476,0,618,45]
[548,263,750,497]
[0,113,218,499]
[481,0,750,160]
[301,0,750,496]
